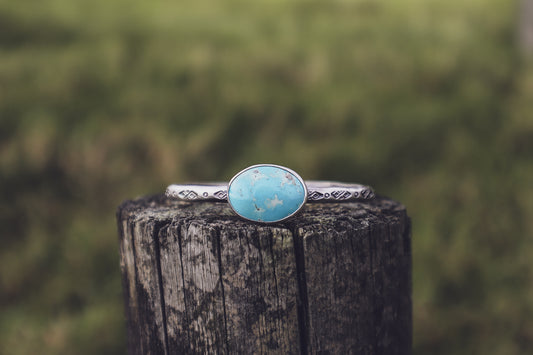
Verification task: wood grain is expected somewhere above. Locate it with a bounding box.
[117,195,411,354]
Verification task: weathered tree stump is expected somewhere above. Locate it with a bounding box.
[117,194,411,355]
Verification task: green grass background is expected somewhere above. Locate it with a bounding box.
[1,0,532,353]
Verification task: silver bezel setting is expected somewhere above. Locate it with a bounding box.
[227,163,308,224]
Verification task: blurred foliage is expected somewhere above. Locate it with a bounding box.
[1,0,532,354]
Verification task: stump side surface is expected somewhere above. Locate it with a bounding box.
[117,195,411,355]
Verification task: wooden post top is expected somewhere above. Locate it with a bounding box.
[117,194,411,355]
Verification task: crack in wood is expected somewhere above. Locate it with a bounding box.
[290,225,310,355]
[176,221,192,349]
[215,229,230,354]
[154,221,170,355]
[268,230,282,347]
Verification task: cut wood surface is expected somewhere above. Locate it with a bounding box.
[117,194,411,355]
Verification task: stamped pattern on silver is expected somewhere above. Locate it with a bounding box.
[167,180,374,202]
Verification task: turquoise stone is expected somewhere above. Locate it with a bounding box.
[228,165,306,223]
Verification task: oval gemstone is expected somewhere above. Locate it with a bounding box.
[228,165,307,223]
